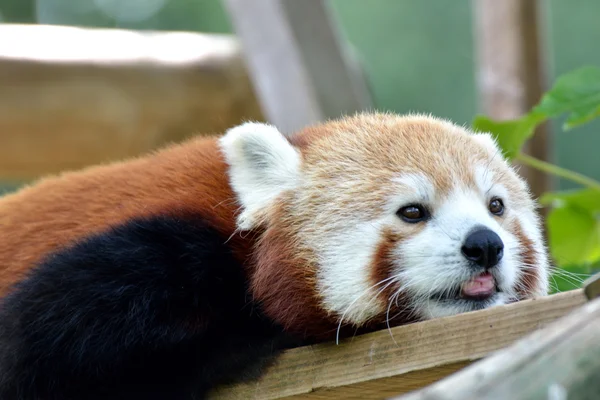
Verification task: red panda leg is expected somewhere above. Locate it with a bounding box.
[0,215,292,400]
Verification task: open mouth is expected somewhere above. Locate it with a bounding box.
[431,272,499,303]
[459,271,498,301]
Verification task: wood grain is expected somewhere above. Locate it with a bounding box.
[0,24,263,181]
[396,292,600,400]
[209,290,586,399]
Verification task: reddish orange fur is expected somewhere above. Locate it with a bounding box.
[0,113,548,342]
[511,220,540,298]
[370,229,402,307]
[0,137,247,296]
[250,202,337,340]
[369,229,419,327]
[0,131,346,340]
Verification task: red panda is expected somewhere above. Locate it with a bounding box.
[0,113,549,399]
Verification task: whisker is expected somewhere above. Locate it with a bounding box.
[386,290,402,348]
[335,276,397,345]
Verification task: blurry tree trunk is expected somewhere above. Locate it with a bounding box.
[472,0,552,209]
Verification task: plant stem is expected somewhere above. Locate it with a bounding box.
[516,153,600,192]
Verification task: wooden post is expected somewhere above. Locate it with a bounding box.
[223,0,372,135]
[472,0,552,202]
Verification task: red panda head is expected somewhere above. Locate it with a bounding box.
[219,113,550,339]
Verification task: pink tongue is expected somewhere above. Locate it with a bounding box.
[461,273,495,296]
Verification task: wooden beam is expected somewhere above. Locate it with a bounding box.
[584,272,600,300]
[472,0,552,201]
[0,24,263,181]
[209,290,585,399]
[223,0,372,135]
[394,292,600,400]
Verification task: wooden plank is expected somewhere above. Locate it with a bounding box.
[394,292,600,400]
[584,272,600,300]
[223,0,372,134]
[472,0,552,203]
[209,290,586,399]
[0,24,263,181]
[278,362,471,400]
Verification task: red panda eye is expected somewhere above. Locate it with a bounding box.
[397,205,429,223]
[489,198,505,216]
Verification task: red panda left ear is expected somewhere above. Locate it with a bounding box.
[471,132,503,157]
[219,122,301,230]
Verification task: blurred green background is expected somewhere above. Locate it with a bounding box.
[1,0,599,193]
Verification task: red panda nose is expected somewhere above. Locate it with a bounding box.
[461,228,504,269]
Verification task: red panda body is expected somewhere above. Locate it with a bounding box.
[0,138,240,290]
[0,113,550,399]
[0,138,297,399]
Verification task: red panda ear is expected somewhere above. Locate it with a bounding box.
[471,132,503,157]
[219,122,301,230]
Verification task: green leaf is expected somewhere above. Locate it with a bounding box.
[544,189,600,266]
[533,65,600,130]
[472,67,600,157]
[540,188,600,213]
[546,207,600,266]
[472,113,544,160]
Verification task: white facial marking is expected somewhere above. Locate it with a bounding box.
[511,202,550,297]
[475,164,549,297]
[387,173,435,213]
[310,163,542,324]
[219,122,300,230]
[313,173,435,325]
[310,218,388,324]
[474,164,495,195]
[390,168,523,320]
[471,133,502,157]
[474,165,509,202]
[228,115,551,330]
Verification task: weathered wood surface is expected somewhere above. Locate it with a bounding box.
[394,290,600,400]
[223,0,372,135]
[584,273,600,300]
[0,24,263,181]
[209,290,586,400]
[472,0,552,203]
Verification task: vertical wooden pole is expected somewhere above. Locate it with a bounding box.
[223,0,372,135]
[472,0,552,203]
